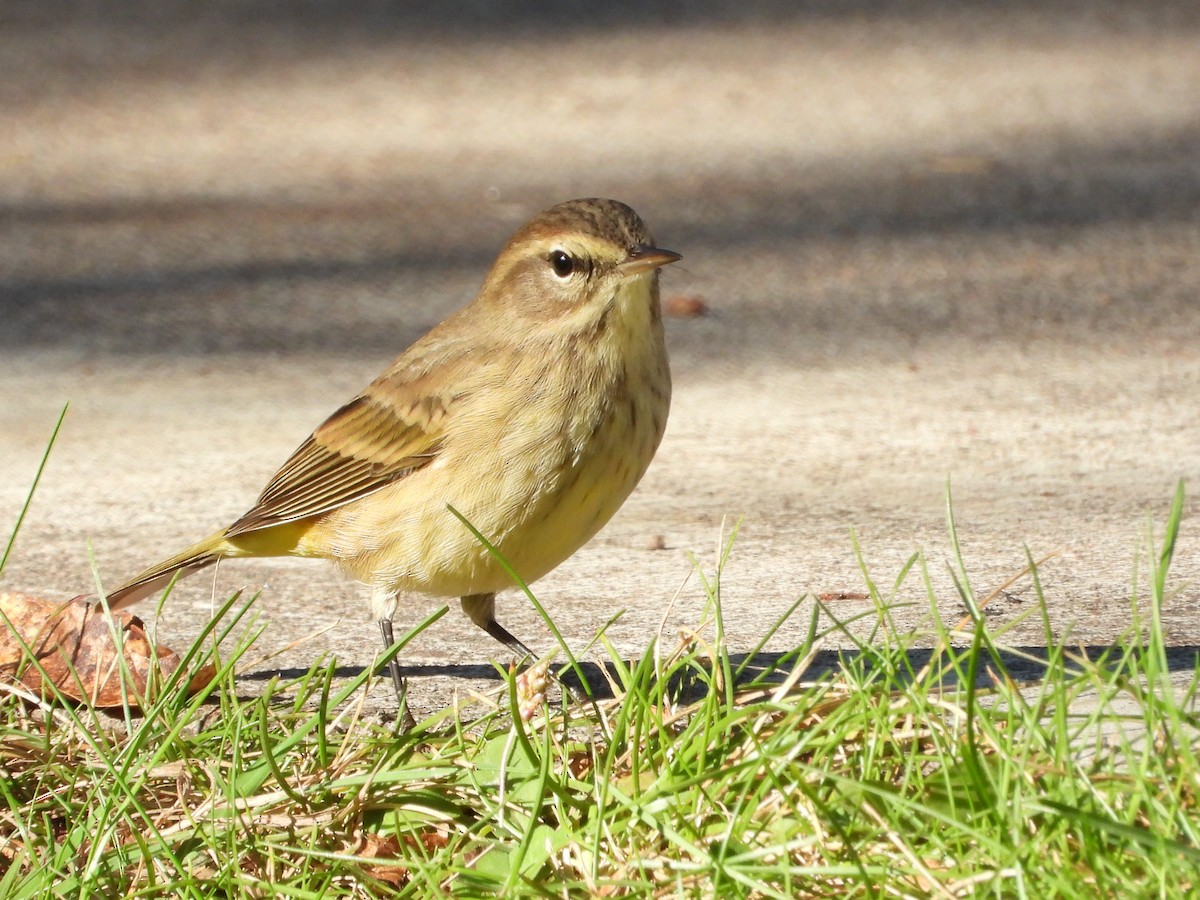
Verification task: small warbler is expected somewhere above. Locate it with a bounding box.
[104,198,679,697]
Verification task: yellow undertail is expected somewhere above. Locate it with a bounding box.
[104,521,313,610]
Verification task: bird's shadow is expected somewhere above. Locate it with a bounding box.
[236,643,1200,708]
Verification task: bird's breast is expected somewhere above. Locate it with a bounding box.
[316,281,670,598]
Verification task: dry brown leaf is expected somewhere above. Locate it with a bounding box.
[663,294,709,318]
[0,591,215,708]
[357,833,408,887]
[356,829,452,886]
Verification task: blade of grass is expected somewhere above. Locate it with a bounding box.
[1,404,68,575]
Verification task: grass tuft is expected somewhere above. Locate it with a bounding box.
[2,439,1196,895]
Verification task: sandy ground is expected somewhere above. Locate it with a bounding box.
[2,1,1199,717]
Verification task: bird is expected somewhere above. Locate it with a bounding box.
[102,198,679,704]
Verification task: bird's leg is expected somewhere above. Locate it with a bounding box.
[378,618,406,697]
[460,592,587,703]
[378,618,415,731]
[370,587,415,724]
[460,593,534,660]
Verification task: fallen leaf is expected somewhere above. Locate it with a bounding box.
[0,591,215,708]
[664,294,709,318]
[358,833,408,887]
[355,830,449,887]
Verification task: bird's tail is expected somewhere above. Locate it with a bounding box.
[103,530,235,610]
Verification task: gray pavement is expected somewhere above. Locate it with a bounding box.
[2,2,1199,716]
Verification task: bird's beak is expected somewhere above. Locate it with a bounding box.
[618,245,682,277]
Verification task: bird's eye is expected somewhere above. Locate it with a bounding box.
[549,250,576,278]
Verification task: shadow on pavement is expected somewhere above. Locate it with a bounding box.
[239,643,1200,704]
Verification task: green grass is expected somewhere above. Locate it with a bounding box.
[2,427,1197,896]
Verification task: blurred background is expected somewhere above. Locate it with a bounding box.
[2,1,1198,707]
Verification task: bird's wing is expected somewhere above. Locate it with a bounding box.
[226,377,451,535]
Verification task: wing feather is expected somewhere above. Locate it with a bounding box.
[225,305,487,537]
[226,387,446,535]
